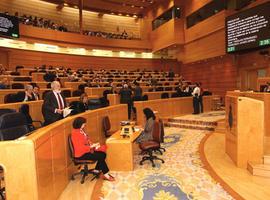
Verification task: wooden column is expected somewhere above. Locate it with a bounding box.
[79,0,83,34]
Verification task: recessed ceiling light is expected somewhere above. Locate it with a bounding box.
[118,13,122,16]
[177,7,180,10]
[133,15,137,18]
[140,6,144,9]
[64,3,68,6]
[131,5,135,7]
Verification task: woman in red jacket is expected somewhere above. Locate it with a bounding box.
[71,117,115,181]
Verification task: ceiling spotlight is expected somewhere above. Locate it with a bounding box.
[118,13,122,16]
[140,6,144,9]
[133,15,137,18]
[111,12,115,15]
[177,7,180,10]
[64,3,68,6]
[131,5,135,8]
[74,5,78,9]
[126,14,130,17]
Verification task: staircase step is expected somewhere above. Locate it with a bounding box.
[248,161,270,178]
[164,122,215,131]
[168,118,218,127]
[215,120,226,133]
[264,155,270,165]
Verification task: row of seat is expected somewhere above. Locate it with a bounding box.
[0,106,41,141]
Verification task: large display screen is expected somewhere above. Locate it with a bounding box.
[0,13,19,38]
[225,2,270,53]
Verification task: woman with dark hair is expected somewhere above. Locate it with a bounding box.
[71,117,115,181]
[136,108,156,143]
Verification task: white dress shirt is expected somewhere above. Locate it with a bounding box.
[192,86,201,97]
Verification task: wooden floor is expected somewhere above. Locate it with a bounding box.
[203,132,270,200]
[58,176,102,200]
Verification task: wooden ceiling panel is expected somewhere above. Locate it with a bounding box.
[42,0,159,17]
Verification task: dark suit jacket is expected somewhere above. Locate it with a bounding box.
[119,88,132,104]
[42,91,67,126]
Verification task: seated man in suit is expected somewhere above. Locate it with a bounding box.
[42,81,67,126]
[17,84,35,102]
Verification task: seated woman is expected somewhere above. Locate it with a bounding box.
[71,117,115,181]
[136,108,156,143]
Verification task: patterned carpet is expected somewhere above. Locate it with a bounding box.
[101,112,233,200]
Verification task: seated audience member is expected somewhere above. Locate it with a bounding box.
[168,69,175,78]
[71,117,115,181]
[42,81,67,126]
[78,93,89,112]
[0,64,7,75]
[264,82,270,92]
[0,78,9,89]
[17,84,35,102]
[136,108,156,143]
[33,85,40,100]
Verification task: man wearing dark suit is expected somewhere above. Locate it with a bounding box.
[119,84,132,120]
[42,81,67,126]
[17,85,35,102]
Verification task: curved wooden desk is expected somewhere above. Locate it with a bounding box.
[134,95,216,125]
[0,104,128,200]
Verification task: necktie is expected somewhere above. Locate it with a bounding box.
[57,93,64,109]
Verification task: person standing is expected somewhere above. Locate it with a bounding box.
[119,84,133,120]
[42,81,67,126]
[192,83,201,114]
[198,82,203,113]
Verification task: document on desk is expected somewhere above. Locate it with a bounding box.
[63,107,72,118]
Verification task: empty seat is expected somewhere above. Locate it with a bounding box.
[11,83,24,89]
[4,93,18,103]
[102,116,114,138]
[171,93,179,98]
[164,87,172,91]
[19,104,42,131]
[161,93,169,99]
[62,90,71,98]
[0,109,16,117]
[72,90,83,97]
[13,77,32,82]
[0,112,30,141]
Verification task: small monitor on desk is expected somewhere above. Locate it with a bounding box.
[120,125,134,137]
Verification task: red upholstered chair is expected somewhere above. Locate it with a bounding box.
[102,116,115,138]
[139,121,165,167]
[68,135,100,184]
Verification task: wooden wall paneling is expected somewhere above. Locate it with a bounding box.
[0,141,38,200]
[180,55,237,97]
[184,10,226,43]
[184,0,212,16]
[182,29,226,63]
[51,125,69,199]
[150,19,185,52]
[0,49,9,69]
[19,25,150,51]
[35,135,54,200]
[4,47,180,73]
